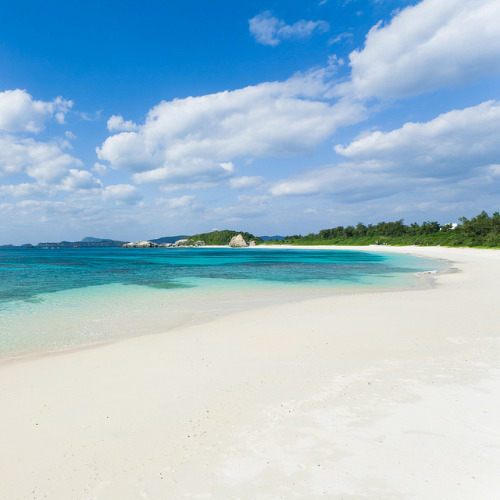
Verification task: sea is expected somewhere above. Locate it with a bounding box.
[0,247,445,360]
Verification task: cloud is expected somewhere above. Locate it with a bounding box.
[271,101,500,202]
[158,181,219,193]
[16,199,71,212]
[339,0,500,99]
[335,100,500,176]
[102,184,142,205]
[270,163,397,201]
[92,163,107,176]
[4,199,95,220]
[0,183,48,198]
[132,162,233,185]
[0,134,83,184]
[78,110,102,121]
[249,11,329,46]
[59,169,102,191]
[0,89,72,133]
[97,70,365,189]
[0,89,108,209]
[155,195,196,209]
[107,115,139,132]
[328,32,353,46]
[229,176,264,189]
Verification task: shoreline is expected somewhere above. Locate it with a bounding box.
[0,245,446,364]
[1,246,499,498]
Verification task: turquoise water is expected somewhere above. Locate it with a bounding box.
[0,247,444,360]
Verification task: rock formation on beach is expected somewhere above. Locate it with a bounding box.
[122,240,158,248]
[229,234,248,248]
[123,239,205,248]
[120,231,261,248]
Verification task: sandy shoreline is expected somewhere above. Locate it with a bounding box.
[1,246,499,499]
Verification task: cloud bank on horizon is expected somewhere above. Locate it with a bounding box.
[0,0,499,244]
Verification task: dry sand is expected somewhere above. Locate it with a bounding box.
[1,246,499,499]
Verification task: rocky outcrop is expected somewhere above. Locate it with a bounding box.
[173,239,189,247]
[229,234,248,248]
[122,240,158,248]
[249,240,257,247]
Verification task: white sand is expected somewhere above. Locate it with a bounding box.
[1,246,499,499]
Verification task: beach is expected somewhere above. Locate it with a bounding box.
[1,246,499,499]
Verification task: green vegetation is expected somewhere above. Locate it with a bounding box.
[188,230,264,245]
[265,211,500,248]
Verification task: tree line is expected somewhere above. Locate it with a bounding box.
[269,211,500,248]
[189,230,263,245]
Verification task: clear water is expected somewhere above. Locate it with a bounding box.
[0,247,444,360]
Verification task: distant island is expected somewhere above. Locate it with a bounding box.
[122,231,265,248]
[0,232,273,249]
[1,211,498,249]
[0,237,127,249]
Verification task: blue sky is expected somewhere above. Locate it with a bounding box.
[1,0,499,244]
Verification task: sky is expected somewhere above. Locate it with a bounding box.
[0,0,499,244]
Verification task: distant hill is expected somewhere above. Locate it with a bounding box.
[150,235,189,245]
[80,236,114,243]
[259,235,285,241]
[1,232,274,249]
[188,230,264,245]
[36,238,127,248]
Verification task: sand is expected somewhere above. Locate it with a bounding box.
[0,246,499,499]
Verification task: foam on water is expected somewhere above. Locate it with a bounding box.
[0,247,445,360]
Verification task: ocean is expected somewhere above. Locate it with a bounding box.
[0,247,444,360]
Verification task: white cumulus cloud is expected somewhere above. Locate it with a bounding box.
[271,101,500,203]
[59,169,102,191]
[249,11,329,46]
[0,89,72,133]
[97,71,365,190]
[0,135,83,185]
[107,115,139,132]
[102,184,142,205]
[340,0,500,99]
[335,100,500,176]
[92,163,108,176]
[0,183,48,198]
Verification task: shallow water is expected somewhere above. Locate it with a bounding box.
[0,247,444,360]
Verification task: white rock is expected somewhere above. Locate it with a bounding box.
[229,234,248,248]
[136,240,158,248]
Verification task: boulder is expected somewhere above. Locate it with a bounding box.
[229,234,248,248]
[249,240,257,247]
[123,240,158,248]
[174,238,189,247]
[135,240,158,248]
